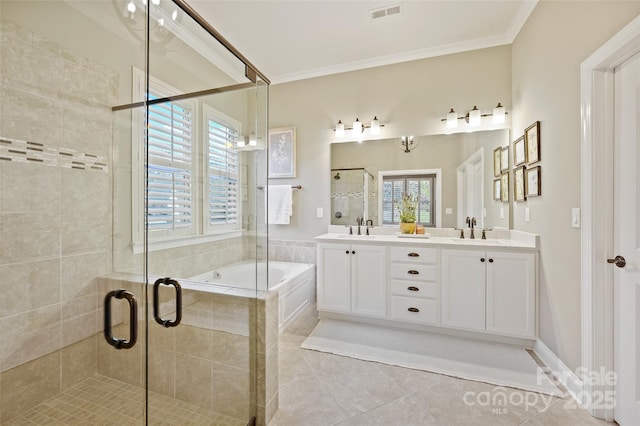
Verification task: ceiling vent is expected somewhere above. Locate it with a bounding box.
[370,4,401,21]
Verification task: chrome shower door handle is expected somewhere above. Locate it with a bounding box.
[104,289,138,350]
[153,277,182,328]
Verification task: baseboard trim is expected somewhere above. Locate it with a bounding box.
[533,339,583,402]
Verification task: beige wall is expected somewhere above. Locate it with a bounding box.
[269,45,512,241]
[511,2,640,371]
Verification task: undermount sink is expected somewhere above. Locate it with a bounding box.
[450,238,504,245]
[337,234,376,239]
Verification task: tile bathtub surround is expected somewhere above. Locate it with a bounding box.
[267,239,317,265]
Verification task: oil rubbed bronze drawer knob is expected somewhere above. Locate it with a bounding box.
[407,286,420,292]
[408,252,420,257]
[408,307,420,313]
[408,270,419,275]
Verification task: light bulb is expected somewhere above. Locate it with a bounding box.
[335,120,345,137]
[158,18,164,26]
[171,9,178,20]
[370,116,380,135]
[492,103,505,124]
[469,106,481,126]
[151,0,160,5]
[249,132,257,146]
[446,108,458,129]
[352,118,362,135]
[127,1,136,14]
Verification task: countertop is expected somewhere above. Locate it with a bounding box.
[314,232,538,250]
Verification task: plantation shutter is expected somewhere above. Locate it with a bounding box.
[147,94,194,232]
[207,118,239,226]
[382,174,435,226]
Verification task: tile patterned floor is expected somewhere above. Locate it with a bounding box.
[4,375,245,426]
[4,303,613,426]
[271,304,613,426]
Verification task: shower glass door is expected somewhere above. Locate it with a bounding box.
[1,0,267,424]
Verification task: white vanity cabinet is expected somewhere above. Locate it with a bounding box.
[441,249,537,339]
[389,246,439,324]
[317,243,387,316]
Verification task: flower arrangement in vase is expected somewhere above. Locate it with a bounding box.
[395,193,418,234]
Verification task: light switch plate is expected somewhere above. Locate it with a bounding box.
[572,208,581,228]
[445,207,453,215]
[525,207,531,222]
[316,207,323,218]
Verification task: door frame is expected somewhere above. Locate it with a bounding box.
[457,148,484,229]
[581,15,640,421]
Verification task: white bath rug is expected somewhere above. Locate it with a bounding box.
[301,319,563,397]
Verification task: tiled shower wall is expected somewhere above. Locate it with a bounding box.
[0,20,116,421]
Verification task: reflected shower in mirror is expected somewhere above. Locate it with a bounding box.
[330,129,511,230]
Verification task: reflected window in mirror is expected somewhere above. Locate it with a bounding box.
[382,174,436,227]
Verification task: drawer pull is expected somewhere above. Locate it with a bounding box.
[407,286,420,292]
[408,307,420,313]
[408,252,420,257]
[408,270,419,275]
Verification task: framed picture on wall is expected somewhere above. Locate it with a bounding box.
[525,121,540,165]
[500,172,509,202]
[493,179,501,201]
[513,136,526,166]
[500,146,509,172]
[525,166,542,197]
[493,147,502,177]
[268,127,296,178]
[514,165,526,202]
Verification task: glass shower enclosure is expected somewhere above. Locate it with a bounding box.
[0,0,268,424]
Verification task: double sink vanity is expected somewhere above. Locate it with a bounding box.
[315,228,538,344]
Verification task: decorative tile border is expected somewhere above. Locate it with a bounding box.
[0,136,108,172]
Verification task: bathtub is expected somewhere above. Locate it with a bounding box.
[189,260,315,333]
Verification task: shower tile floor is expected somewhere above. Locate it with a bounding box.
[5,375,245,426]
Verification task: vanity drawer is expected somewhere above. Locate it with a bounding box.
[390,247,437,264]
[390,263,437,281]
[390,280,437,299]
[390,296,437,324]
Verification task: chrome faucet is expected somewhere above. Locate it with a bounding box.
[466,216,477,239]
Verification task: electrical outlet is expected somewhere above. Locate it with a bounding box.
[316,207,323,218]
[525,207,531,222]
[572,208,580,228]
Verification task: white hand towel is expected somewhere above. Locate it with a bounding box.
[268,185,293,224]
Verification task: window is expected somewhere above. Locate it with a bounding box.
[147,92,194,236]
[382,174,436,227]
[204,106,240,232]
[132,69,243,250]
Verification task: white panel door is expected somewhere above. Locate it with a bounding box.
[441,249,485,330]
[485,251,536,338]
[613,50,640,426]
[351,244,387,317]
[317,243,351,313]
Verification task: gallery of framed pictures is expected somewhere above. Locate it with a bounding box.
[494,121,542,203]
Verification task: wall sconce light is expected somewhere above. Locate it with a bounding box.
[400,135,418,153]
[333,117,384,138]
[442,103,508,129]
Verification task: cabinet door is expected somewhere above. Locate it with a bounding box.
[441,249,486,330]
[317,243,351,312]
[486,251,537,338]
[351,244,387,317]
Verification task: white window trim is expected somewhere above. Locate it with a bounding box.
[378,168,442,228]
[202,104,243,234]
[131,67,242,253]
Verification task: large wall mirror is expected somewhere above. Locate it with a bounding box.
[330,129,512,230]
